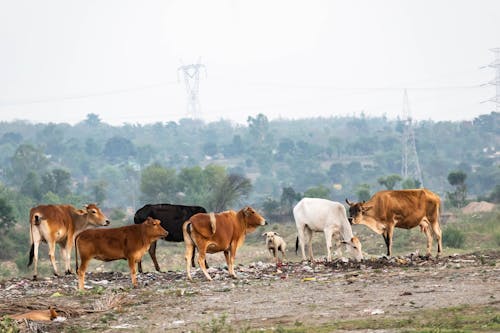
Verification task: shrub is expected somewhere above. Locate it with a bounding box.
[443,227,466,249]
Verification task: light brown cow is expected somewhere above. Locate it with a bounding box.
[75,217,167,290]
[346,189,442,257]
[183,206,267,281]
[28,204,110,280]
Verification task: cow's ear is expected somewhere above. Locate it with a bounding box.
[362,205,373,213]
[243,206,251,216]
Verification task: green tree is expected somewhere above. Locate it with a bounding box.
[140,164,178,203]
[355,184,371,201]
[20,172,42,201]
[209,174,252,212]
[0,196,16,231]
[304,185,331,199]
[84,113,102,127]
[377,174,402,190]
[280,187,301,215]
[41,169,72,198]
[103,136,136,162]
[247,113,269,143]
[401,178,421,189]
[8,144,48,186]
[447,170,467,208]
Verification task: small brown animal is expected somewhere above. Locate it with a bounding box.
[9,307,58,321]
[75,217,167,290]
[262,231,286,263]
[183,206,267,281]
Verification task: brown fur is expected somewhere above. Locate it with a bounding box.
[10,307,58,321]
[75,217,167,290]
[183,206,267,281]
[347,189,442,257]
[28,204,109,279]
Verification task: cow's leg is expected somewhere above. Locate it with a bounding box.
[431,220,443,257]
[47,240,60,276]
[63,238,73,274]
[228,244,238,278]
[223,250,235,277]
[296,226,307,261]
[148,241,162,272]
[324,228,334,262]
[384,225,395,257]
[304,226,314,261]
[184,242,195,281]
[128,258,138,288]
[32,240,40,280]
[197,247,212,281]
[59,245,70,275]
[77,258,90,290]
[420,218,433,257]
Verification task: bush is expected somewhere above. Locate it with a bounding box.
[443,227,466,249]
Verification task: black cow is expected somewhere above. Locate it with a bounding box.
[134,203,207,273]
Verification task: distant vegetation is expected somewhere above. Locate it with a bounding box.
[0,111,498,263]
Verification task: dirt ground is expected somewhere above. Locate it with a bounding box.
[1,250,499,332]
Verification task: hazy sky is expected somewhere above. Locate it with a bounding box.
[1,0,499,126]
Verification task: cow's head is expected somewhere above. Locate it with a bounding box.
[345,199,372,225]
[262,231,279,246]
[242,206,267,228]
[143,217,168,240]
[84,203,110,226]
[341,236,363,262]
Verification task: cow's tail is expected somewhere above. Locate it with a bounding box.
[74,234,80,272]
[209,212,216,235]
[295,236,299,255]
[27,213,37,267]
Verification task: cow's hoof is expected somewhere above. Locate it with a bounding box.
[65,270,72,275]
[33,275,38,281]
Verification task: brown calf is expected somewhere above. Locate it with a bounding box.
[183,206,267,281]
[75,217,167,290]
[28,204,110,279]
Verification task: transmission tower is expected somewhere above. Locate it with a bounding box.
[177,61,207,119]
[483,48,500,112]
[401,89,424,188]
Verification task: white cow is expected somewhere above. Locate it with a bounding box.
[293,198,363,262]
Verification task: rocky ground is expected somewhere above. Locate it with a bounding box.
[1,250,499,332]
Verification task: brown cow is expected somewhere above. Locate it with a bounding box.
[183,206,267,281]
[28,204,110,280]
[346,189,442,257]
[75,217,167,290]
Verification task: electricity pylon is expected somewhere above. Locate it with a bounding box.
[401,89,424,188]
[177,61,207,119]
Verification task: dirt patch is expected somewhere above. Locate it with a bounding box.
[1,251,499,332]
[462,201,496,214]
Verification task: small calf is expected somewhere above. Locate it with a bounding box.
[262,231,286,263]
[75,217,167,290]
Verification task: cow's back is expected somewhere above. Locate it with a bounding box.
[190,211,237,245]
[30,204,74,235]
[293,198,347,232]
[134,204,206,242]
[370,189,441,224]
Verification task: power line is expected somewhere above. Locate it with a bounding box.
[0,81,177,107]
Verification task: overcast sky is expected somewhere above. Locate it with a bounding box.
[1,0,499,126]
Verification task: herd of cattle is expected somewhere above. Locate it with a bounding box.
[27,189,443,290]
